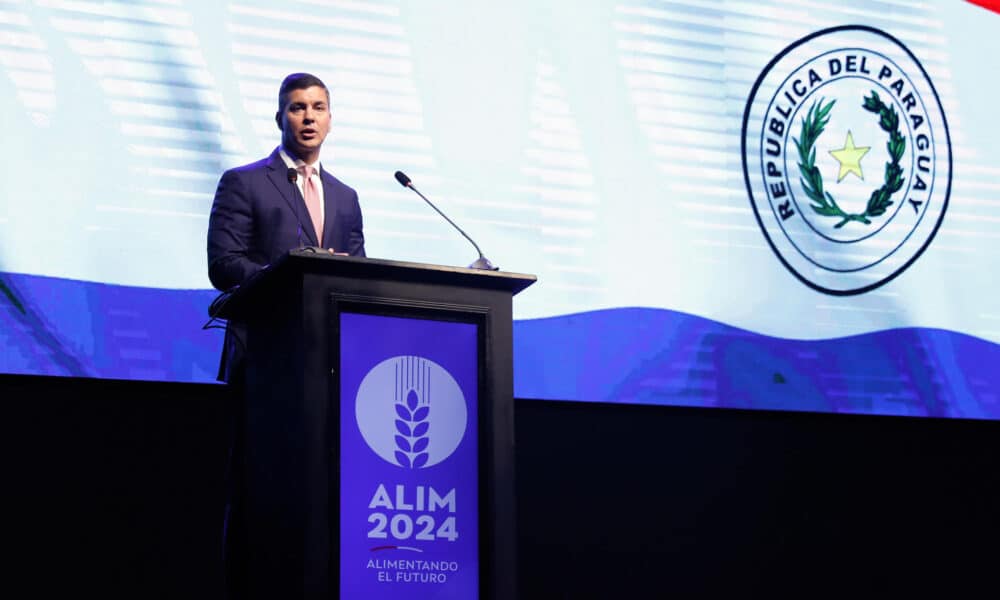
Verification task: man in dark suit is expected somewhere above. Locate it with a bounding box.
[206,72,365,598]
[208,71,365,380]
[208,71,365,296]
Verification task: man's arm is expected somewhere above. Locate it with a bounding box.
[346,189,366,257]
[207,169,265,291]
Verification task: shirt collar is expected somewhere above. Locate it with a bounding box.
[278,145,321,175]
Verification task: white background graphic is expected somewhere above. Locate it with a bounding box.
[0,1,998,342]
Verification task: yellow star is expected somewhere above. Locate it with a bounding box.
[828,130,871,182]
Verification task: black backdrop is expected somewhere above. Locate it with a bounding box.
[5,373,999,598]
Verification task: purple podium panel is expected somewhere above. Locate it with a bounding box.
[340,312,479,599]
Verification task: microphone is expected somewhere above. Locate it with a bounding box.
[393,170,497,270]
[287,167,304,248]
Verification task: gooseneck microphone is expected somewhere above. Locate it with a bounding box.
[393,170,497,270]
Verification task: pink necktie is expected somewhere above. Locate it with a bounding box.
[301,165,323,245]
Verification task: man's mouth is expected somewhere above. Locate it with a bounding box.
[301,129,317,139]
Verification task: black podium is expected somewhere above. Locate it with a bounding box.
[218,249,534,599]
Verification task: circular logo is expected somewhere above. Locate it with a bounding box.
[355,355,468,469]
[742,26,951,295]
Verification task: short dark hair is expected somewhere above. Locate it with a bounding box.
[277,72,329,113]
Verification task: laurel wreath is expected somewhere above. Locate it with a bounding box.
[794,91,906,228]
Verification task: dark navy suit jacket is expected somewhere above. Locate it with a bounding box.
[207,147,365,381]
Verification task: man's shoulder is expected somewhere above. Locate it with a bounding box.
[321,170,357,196]
[222,149,281,179]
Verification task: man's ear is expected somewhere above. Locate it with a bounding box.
[275,111,283,131]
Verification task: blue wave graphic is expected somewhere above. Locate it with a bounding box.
[2,274,998,419]
[514,307,1000,420]
[0,273,221,382]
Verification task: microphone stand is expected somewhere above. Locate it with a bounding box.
[395,172,498,271]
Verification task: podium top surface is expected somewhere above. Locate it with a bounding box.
[214,249,536,319]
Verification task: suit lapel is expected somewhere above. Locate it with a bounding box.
[320,168,337,250]
[265,148,319,245]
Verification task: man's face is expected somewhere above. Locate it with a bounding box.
[277,85,331,162]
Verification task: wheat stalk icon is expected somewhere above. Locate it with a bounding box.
[394,357,431,468]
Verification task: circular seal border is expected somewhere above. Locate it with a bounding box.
[741,24,952,296]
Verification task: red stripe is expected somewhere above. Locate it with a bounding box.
[967,0,1000,14]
